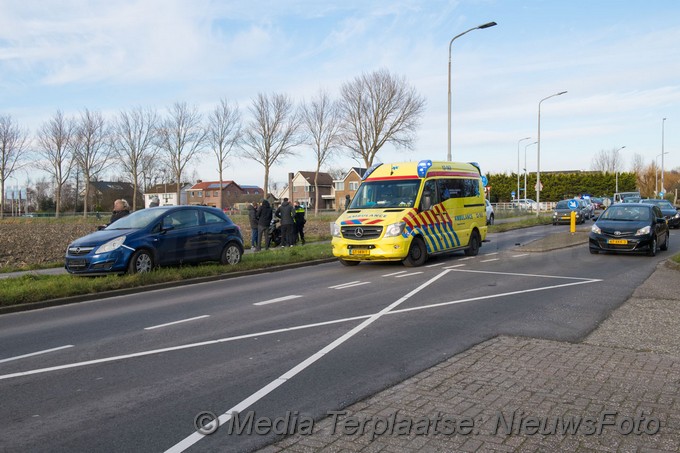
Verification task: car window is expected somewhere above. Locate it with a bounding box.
[556,200,569,209]
[204,211,226,224]
[164,210,200,229]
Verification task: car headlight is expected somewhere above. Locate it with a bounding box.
[331,223,341,237]
[591,224,601,234]
[674,213,680,219]
[95,236,126,254]
[383,222,406,238]
[635,225,651,236]
[553,212,558,217]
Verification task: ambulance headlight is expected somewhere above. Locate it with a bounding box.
[384,222,406,238]
[331,223,341,237]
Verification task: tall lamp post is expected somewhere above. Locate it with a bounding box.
[536,90,567,216]
[614,145,626,193]
[661,117,667,199]
[524,141,537,209]
[517,137,531,203]
[447,21,497,161]
[655,151,668,197]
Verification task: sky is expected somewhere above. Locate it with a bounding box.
[1,0,679,192]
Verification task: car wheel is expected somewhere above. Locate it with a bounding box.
[648,237,657,257]
[464,230,481,257]
[128,250,154,274]
[488,214,494,225]
[221,242,243,265]
[338,259,360,266]
[403,237,427,267]
[661,232,669,251]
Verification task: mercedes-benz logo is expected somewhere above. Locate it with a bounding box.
[355,227,364,238]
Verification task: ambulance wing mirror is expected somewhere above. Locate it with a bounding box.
[420,191,432,211]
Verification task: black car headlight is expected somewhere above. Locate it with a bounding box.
[591,224,601,234]
[635,225,651,236]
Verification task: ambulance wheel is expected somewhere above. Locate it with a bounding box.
[465,231,481,256]
[403,237,427,267]
[338,259,360,266]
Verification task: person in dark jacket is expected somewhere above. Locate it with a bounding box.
[110,199,130,224]
[293,201,306,245]
[255,199,273,251]
[275,198,295,247]
[247,202,259,249]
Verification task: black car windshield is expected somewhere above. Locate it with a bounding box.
[600,206,651,221]
[555,200,570,209]
[107,207,170,229]
[350,180,421,209]
[641,199,674,210]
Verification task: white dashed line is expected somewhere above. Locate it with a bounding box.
[425,263,446,268]
[382,271,408,277]
[444,264,466,269]
[144,315,210,330]
[0,345,74,364]
[254,295,303,306]
[512,254,529,258]
[329,281,371,289]
[395,272,424,278]
[480,258,500,263]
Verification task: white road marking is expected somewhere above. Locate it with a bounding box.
[512,254,529,258]
[448,268,601,281]
[395,272,424,278]
[444,264,466,269]
[382,271,408,277]
[330,281,371,289]
[480,258,500,263]
[481,252,499,256]
[165,270,451,453]
[328,281,360,288]
[144,315,210,330]
[457,257,474,261]
[0,345,74,364]
[425,263,446,268]
[253,295,303,306]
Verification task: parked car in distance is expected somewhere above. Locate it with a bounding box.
[512,198,537,210]
[589,203,669,256]
[65,206,244,275]
[613,191,641,204]
[640,199,680,228]
[485,199,495,225]
[581,197,595,219]
[589,197,605,210]
[552,199,588,225]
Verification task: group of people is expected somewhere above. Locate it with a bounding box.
[247,198,306,251]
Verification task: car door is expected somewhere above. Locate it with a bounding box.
[652,206,668,243]
[155,209,204,264]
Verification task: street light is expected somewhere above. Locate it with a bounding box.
[536,90,567,216]
[661,117,667,198]
[517,137,531,203]
[655,151,668,197]
[524,141,537,209]
[447,21,497,161]
[614,145,626,193]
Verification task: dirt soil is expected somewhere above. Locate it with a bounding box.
[0,217,333,269]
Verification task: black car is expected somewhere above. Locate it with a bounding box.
[640,199,680,228]
[65,206,244,274]
[552,199,588,225]
[589,203,669,256]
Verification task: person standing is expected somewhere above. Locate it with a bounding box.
[345,194,351,210]
[275,198,295,247]
[110,199,130,224]
[247,202,259,249]
[255,199,273,251]
[293,201,306,245]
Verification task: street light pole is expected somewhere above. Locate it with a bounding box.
[447,21,497,161]
[655,152,668,197]
[661,117,667,199]
[614,145,626,193]
[536,91,567,216]
[524,141,537,209]
[517,137,531,203]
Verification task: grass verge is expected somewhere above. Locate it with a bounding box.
[487,215,553,232]
[0,243,334,308]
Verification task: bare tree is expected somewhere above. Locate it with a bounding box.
[300,90,342,214]
[207,99,241,209]
[156,102,207,204]
[591,147,624,173]
[338,68,426,167]
[36,110,74,217]
[630,153,645,177]
[112,107,159,210]
[0,115,30,219]
[241,93,303,195]
[73,109,111,216]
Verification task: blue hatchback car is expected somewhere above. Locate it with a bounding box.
[65,206,244,274]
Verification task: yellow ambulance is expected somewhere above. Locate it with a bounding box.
[331,160,488,266]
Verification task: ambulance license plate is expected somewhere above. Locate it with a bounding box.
[350,249,370,255]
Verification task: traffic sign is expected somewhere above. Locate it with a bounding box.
[567,199,579,210]
[511,191,516,197]
[534,182,543,191]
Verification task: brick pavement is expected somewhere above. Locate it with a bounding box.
[259,260,680,453]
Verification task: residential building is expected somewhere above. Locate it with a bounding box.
[334,167,366,210]
[289,171,335,210]
[144,183,192,207]
[185,180,248,210]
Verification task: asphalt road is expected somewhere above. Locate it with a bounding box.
[0,224,675,452]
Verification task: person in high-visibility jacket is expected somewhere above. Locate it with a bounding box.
[293,201,306,245]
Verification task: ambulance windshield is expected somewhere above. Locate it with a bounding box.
[350,180,421,209]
